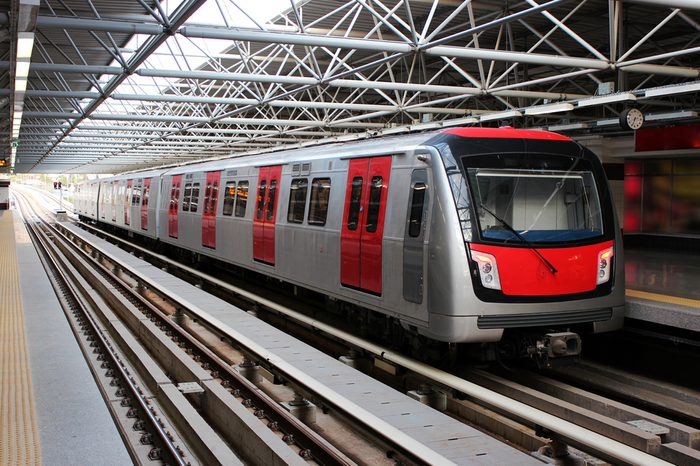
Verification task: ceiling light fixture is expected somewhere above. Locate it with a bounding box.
[524,102,574,115]
[548,122,590,131]
[644,110,698,121]
[644,82,700,98]
[577,92,636,108]
[479,110,522,122]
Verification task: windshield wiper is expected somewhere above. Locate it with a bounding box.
[479,204,558,274]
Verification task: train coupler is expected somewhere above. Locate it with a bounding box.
[527,332,581,369]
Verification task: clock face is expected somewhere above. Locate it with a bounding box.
[622,108,644,130]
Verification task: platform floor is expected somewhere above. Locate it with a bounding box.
[625,247,700,332]
[0,209,130,465]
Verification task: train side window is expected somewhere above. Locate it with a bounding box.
[132,186,141,205]
[266,180,277,221]
[408,182,427,237]
[222,182,236,216]
[256,180,267,220]
[308,178,331,226]
[347,177,363,231]
[143,185,149,206]
[203,182,212,214]
[365,176,383,233]
[210,180,219,214]
[190,183,200,213]
[182,183,191,212]
[235,181,249,217]
[287,178,308,224]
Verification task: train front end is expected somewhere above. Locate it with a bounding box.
[426,128,625,366]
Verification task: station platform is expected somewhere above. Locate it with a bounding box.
[0,209,130,465]
[625,247,700,333]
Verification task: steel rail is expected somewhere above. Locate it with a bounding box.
[73,221,673,466]
[16,188,349,465]
[13,192,188,466]
[58,225,457,465]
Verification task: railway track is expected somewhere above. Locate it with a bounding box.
[18,186,692,465]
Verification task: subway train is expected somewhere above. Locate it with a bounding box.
[75,127,625,364]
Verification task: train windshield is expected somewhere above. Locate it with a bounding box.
[467,166,604,244]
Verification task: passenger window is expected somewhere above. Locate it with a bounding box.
[235,181,248,217]
[347,177,363,231]
[256,180,267,220]
[132,186,141,205]
[308,178,331,226]
[222,181,236,216]
[190,183,200,213]
[287,178,308,224]
[266,180,277,221]
[182,183,191,212]
[365,176,383,233]
[142,185,149,206]
[408,182,427,237]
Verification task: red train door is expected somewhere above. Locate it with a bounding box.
[340,156,392,295]
[253,165,282,264]
[169,175,181,238]
[141,178,151,230]
[111,181,117,222]
[125,179,132,225]
[202,171,221,248]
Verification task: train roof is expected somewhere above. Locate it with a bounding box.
[98,127,574,182]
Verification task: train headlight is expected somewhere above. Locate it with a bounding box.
[596,246,614,285]
[471,251,501,290]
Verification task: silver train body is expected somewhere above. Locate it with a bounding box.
[75,128,626,344]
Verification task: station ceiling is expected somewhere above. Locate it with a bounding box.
[1,0,699,174]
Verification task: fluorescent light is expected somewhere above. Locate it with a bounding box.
[15,78,28,92]
[577,92,636,107]
[15,60,30,78]
[479,110,522,122]
[596,119,619,126]
[525,102,574,115]
[645,110,698,121]
[548,122,590,131]
[16,32,35,59]
[645,82,700,98]
[442,116,479,127]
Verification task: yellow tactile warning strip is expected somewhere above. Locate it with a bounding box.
[627,288,700,309]
[0,211,42,466]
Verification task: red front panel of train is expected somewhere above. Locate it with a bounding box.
[470,240,614,296]
[253,165,282,264]
[125,179,132,225]
[169,175,181,238]
[202,171,221,248]
[340,156,392,295]
[141,178,151,230]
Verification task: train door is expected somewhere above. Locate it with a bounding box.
[202,171,221,248]
[169,175,181,238]
[111,181,117,222]
[253,165,282,264]
[125,179,132,225]
[340,156,392,295]
[141,178,151,230]
[402,170,429,304]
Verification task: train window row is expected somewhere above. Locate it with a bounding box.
[287,177,332,226]
[182,182,200,212]
[222,181,249,217]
